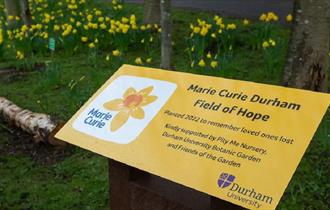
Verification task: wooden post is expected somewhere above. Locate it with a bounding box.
[109,159,245,210]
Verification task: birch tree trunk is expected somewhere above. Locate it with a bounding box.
[282,0,330,93]
[160,0,172,70]
[4,0,20,27]
[19,0,32,26]
[144,0,161,24]
[0,97,65,146]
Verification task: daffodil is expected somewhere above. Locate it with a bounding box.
[106,54,110,61]
[262,41,270,49]
[121,17,129,23]
[54,25,60,31]
[193,27,200,33]
[100,23,107,29]
[103,86,157,131]
[135,57,143,65]
[81,37,88,43]
[226,23,236,30]
[200,27,208,36]
[286,14,293,22]
[191,46,195,52]
[259,13,267,21]
[146,58,152,63]
[88,42,95,48]
[269,39,276,46]
[210,61,218,68]
[112,49,120,56]
[207,52,212,59]
[243,19,250,26]
[198,59,206,67]
[16,51,24,60]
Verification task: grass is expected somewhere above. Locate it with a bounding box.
[0,2,329,210]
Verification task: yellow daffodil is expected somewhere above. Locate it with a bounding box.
[259,13,267,21]
[103,86,157,131]
[87,14,93,21]
[95,10,102,16]
[198,59,206,67]
[146,58,152,63]
[100,23,107,29]
[243,19,250,26]
[262,41,270,49]
[54,25,60,31]
[16,51,24,60]
[191,46,195,52]
[135,57,143,65]
[88,42,95,48]
[286,14,293,22]
[193,26,200,33]
[269,39,276,46]
[200,27,208,36]
[62,25,73,36]
[207,52,212,59]
[98,17,104,22]
[210,61,218,68]
[106,54,110,61]
[121,17,129,23]
[226,23,237,30]
[112,49,120,56]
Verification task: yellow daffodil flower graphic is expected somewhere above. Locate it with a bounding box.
[103,86,157,132]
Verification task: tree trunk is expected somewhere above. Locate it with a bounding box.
[282,0,330,93]
[160,0,172,70]
[0,97,66,146]
[4,0,20,27]
[144,0,161,24]
[19,0,32,26]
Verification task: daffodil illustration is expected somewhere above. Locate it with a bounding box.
[103,86,157,132]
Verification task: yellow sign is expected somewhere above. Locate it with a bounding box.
[56,64,330,209]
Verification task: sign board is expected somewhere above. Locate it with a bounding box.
[56,64,330,209]
[49,37,56,51]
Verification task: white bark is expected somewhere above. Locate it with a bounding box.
[0,97,65,146]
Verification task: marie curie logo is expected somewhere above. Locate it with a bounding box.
[72,76,177,144]
[218,173,236,188]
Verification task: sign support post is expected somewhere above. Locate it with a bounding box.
[108,159,245,210]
